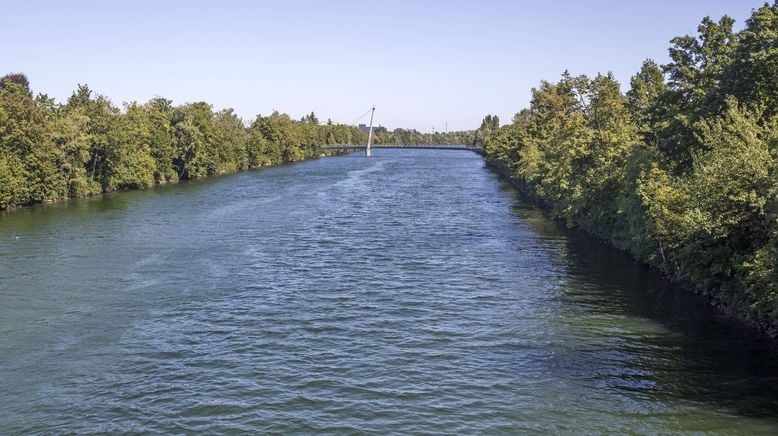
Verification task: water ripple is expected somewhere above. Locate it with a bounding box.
[2,150,778,433]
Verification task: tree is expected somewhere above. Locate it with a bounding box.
[145,97,177,183]
[639,99,774,292]
[473,114,500,146]
[103,102,156,190]
[0,80,64,207]
[64,84,121,188]
[53,99,96,196]
[720,2,778,118]
[253,111,302,163]
[0,73,31,96]
[627,59,669,146]
[574,73,639,227]
[213,108,249,173]
[171,102,214,179]
[660,15,738,169]
[301,111,319,125]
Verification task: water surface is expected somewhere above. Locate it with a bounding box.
[1,149,777,433]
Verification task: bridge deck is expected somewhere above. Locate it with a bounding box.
[321,144,483,154]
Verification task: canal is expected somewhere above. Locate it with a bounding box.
[1,149,777,432]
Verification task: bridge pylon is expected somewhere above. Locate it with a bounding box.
[366,106,375,157]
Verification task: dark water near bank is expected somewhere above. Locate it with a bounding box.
[1,149,778,433]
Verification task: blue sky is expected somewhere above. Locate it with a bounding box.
[0,1,767,131]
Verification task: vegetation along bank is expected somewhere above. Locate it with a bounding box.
[475,2,778,334]
[2,3,776,336]
[0,75,471,211]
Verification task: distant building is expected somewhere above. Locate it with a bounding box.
[358,124,385,133]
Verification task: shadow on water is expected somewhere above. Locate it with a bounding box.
[0,163,281,234]
[503,180,778,419]
[0,193,131,227]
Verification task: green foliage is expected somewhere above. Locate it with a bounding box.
[473,114,500,146]
[0,77,371,208]
[1,73,32,96]
[0,80,65,207]
[252,111,302,163]
[145,98,177,183]
[213,109,249,173]
[0,154,29,209]
[627,59,668,146]
[640,101,774,292]
[721,2,778,118]
[301,111,319,125]
[105,103,156,190]
[659,14,738,170]
[482,3,778,329]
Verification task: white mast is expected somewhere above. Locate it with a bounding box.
[366,106,375,157]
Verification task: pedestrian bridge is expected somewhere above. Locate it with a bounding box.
[321,144,484,155]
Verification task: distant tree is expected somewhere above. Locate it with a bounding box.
[301,111,319,125]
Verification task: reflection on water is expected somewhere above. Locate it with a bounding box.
[516,198,778,422]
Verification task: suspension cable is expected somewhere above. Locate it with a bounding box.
[350,107,374,125]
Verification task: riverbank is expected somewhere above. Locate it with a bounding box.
[0,151,346,213]
[485,159,778,339]
[0,76,375,211]
[471,3,778,339]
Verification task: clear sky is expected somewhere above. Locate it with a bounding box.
[0,0,767,131]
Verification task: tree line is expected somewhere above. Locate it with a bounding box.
[371,127,475,146]
[0,77,480,211]
[478,3,778,330]
[0,77,374,209]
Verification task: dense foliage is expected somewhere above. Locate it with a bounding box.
[0,78,479,211]
[0,79,371,209]
[479,3,778,330]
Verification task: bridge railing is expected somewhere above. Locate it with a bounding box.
[320,144,483,153]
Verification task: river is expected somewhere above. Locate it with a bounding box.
[1,149,777,433]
